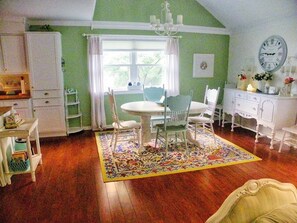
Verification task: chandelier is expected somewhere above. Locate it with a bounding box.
[149,0,183,37]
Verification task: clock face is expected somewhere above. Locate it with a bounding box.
[258,35,287,72]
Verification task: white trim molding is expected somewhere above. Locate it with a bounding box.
[28,20,230,35]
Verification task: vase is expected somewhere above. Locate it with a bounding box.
[237,79,247,91]
[257,81,265,92]
[264,81,270,94]
[285,83,292,96]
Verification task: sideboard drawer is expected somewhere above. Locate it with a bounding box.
[248,94,261,103]
[235,92,247,99]
[33,98,63,107]
[235,98,258,116]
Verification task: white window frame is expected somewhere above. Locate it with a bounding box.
[101,35,167,94]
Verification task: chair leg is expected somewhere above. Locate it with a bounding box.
[222,112,225,127]
[155,128,159,148]
[165,133,168,157]
[210,123,216,145]
[113,130,119,152]
[279,131,287,153]
[218,109,221,126]
[182,131,188,156]
[194,123,197,140]
[110,129,115,147]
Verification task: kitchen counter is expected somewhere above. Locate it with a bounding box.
[0,94,31,100]
[0,106,12,116]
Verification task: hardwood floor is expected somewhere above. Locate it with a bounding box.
[1,123,297,223]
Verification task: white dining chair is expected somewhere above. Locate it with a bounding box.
[107,89,141,152]
[279,125,297,153]
[214,103,223,126]
[188,85,220,144]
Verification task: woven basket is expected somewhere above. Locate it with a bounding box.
[9,159,30,172]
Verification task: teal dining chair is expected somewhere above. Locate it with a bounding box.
[155,91,192,156]
[143,85,165,103]
[143,85,166,131]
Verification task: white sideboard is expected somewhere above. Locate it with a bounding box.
[222,88,297,148]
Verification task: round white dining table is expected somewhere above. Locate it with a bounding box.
[121,101,207,148]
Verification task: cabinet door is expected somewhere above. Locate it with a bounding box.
[259,98,275,123]
[223,89,235,114]
[0,35,27,74]
[26,33,63,90]
[33,106,66,136]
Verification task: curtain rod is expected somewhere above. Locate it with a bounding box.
[82,33,182,39]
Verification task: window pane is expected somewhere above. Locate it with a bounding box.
[136,51,164,65]
[103,51,131,65]
[138,65,165,86]
[103,66,130,91]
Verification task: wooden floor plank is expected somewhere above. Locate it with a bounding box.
[1,123,297,222]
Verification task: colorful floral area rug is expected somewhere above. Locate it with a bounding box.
[96,129,261,182]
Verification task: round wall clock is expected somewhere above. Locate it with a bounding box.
[258,35,287,72]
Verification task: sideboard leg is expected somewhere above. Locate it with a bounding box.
[255,124,259,143]
[231,115,235,132]
[270,129,275,149]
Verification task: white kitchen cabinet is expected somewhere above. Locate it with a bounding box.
[33,105,66,137]
[223,88,297,149]
[25,32,63,90]
[0,35,27,74]
[25,32,66,137]
[0,99,32,119]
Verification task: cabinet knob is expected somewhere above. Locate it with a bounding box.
[44,92,49,96]
[13,103,18,106]
[45,100,49,104]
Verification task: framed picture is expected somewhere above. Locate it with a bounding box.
[193,54,214,78]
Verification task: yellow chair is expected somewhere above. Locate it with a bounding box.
[206,178,297,223]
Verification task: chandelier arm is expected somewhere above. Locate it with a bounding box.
[149,0,183,37]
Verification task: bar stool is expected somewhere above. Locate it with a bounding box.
[279,125,297,153]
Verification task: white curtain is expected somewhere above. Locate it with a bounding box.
[87,36,106,130]
[165,38,180,96]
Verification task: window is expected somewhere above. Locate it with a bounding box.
[102,38,166,92]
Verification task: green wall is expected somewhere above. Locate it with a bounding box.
[32,0,229,127]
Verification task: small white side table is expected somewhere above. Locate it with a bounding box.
[0,118,42,184]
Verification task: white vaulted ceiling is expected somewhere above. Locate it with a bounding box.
[0,0,96,21]
[0,0,296,31]
[196,0,297,30]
